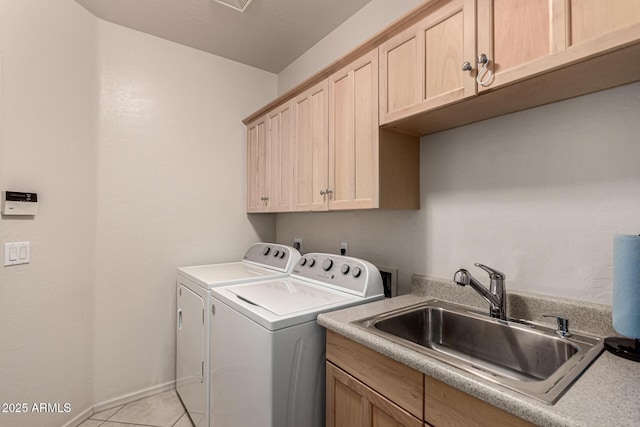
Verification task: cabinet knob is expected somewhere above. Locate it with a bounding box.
[476,53,494,86]
[461,61,473,72]
[320,190,326,196]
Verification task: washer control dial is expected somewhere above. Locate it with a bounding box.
[273,249,280,258]
[308,258,316,267]
[340,264,350,275]
[299,257,307,266]
[351,267,362,278]
[262,246,271,256]
[322,259,333,271]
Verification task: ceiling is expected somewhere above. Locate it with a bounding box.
[74,0,372,73]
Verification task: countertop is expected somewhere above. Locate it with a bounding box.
[317,277,640,427]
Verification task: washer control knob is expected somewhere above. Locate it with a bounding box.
[340,264,350,275]
[273,249,280,258]
[351,267,362,278]
[300,257,307,266]
[262,246,271,256]
[308,258,316,267]
[322,259,333,271]
[279,251,286,259]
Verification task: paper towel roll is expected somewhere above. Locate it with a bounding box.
[613,234,640,338]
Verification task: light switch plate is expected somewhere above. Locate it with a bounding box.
[4,242,30,266]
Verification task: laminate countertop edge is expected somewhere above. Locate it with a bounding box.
[317,293,640,427]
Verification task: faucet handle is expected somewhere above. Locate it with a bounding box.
[543,314,572,338]
[474,263,505,279]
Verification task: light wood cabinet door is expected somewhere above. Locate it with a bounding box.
[329,49,420,211]
[379,0,476,124]
[477,0,640,91]
[326,330,424,420]
[327,362,424,427]
[328,49,379,210]
[293,79,329,211]
[424,376,534,427]
[265,101,294,212]
[246,116,268,212]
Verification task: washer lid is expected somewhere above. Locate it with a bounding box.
[178,262,284,289]
[228,280,353,316]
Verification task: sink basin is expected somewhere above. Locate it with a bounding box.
[352,300,603,403]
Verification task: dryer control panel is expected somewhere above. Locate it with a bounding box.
[291,253,384,298]
[243,243,301,272]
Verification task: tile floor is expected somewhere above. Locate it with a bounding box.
[78,390,193,427]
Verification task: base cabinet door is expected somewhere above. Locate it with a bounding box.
[327,362,424,427]
[424,376,535,427]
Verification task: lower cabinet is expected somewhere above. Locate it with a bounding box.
[327,363,423,427]
[423,376,534,427]
[326,330,535,427]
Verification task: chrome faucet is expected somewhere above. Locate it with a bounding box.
[453,263,507,320]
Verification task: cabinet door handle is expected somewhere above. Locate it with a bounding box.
[320,190,326,196]
[461,61,473,72]
[477,53,494,86]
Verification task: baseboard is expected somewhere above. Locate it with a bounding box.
[93,380,176,413]
[62,406,94,427]
[64,381,176,427]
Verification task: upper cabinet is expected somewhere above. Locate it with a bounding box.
[477,0,640,91]
[290,50,419,213]
[379,0,476,125]
[246,101,294,213]
[293,80,329,212]
[266,101,294,212]
[246,116,268,212]
[329,49,419,211]
[244,0,640,212]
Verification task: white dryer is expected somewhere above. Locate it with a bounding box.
[209,253,384,427]
[176,243,300,427]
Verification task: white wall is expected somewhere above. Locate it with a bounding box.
[1,1,278,424]
[275,1,640,305]
[277,0,423,94]
[0,1,98,426]
[277,82,640,304]
[93,21,277,404]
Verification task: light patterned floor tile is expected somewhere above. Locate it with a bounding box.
[107,390,185,427]
[101,422,143,427]
[91,405,123,421]
[173,412,195,427]
[77,420,104,427]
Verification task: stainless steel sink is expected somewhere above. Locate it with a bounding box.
[352,300,604,404]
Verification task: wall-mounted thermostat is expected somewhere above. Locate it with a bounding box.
[2,191,38,216]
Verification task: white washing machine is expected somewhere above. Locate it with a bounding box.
[209,253,384,427]
[176,243,300,427]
